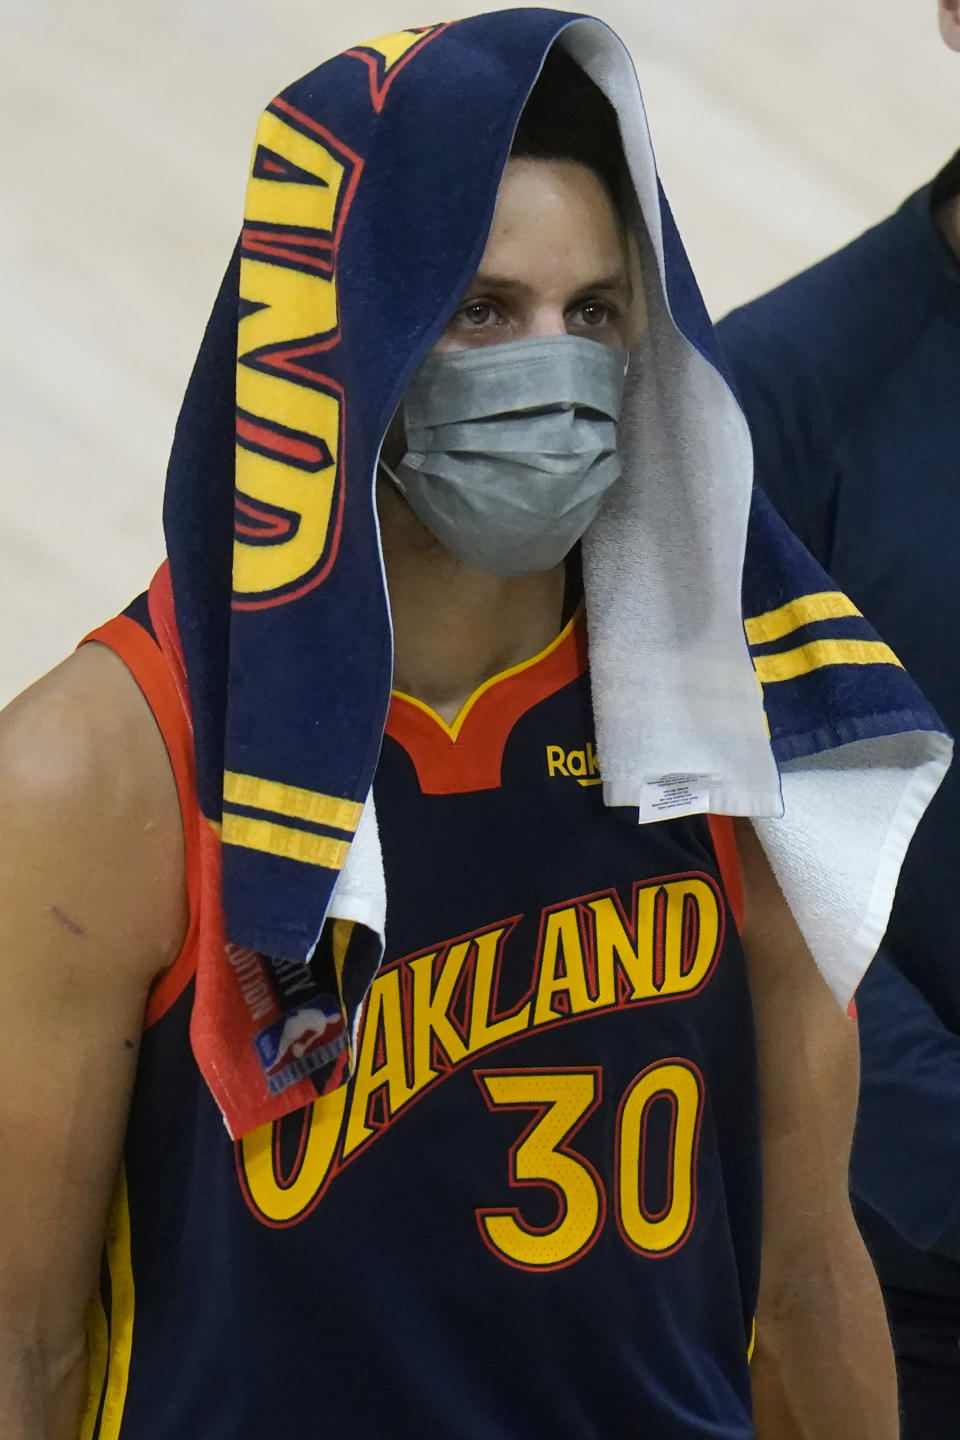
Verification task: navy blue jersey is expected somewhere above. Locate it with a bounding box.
[82,604,759,1440]
[717,153,960,1302]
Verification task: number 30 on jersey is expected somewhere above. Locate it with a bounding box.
[475,1060,703,1271]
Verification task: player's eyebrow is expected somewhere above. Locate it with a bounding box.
[464,268,633,297]
[568,271,635,301]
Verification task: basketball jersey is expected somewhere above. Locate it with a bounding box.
[80,592,760,1440]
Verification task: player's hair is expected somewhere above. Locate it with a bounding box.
[510,46,630,217]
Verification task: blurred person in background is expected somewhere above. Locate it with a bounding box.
[718,2,960,1435]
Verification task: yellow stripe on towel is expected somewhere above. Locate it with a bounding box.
[222,812,351,869]
[223,771,362,833]
[744,591,862,647]
[754,638,903,685]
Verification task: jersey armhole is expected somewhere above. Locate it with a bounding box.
[81,613,201,1024]
[706,814,745,934]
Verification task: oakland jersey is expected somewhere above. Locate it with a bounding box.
[80,589,759,1440]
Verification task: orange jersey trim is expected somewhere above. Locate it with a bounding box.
[80,605,202,1027]
[385,611,588,795]
[706,815,744,935]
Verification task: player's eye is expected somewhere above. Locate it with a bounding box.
[572,300,614,327]
[458,301,498,326]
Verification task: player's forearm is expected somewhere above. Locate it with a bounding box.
[750,1217,897,1440]
[0,1338,42,1440]
[0,1326,87,1440]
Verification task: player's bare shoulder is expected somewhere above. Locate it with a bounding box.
[0,645,188,1436]
[0,641,188,986]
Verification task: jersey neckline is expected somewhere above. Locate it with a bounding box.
[385,609,588,794]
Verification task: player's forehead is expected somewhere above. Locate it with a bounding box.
[470,157,632,292]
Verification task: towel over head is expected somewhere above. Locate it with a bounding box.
[154,8,951,1138]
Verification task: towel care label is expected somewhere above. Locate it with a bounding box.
[638,774,713,822]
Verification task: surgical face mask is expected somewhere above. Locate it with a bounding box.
[381,334,626,576]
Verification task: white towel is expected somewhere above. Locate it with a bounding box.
[330,16,951,1013]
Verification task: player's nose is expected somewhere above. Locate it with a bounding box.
[520,305,569,339]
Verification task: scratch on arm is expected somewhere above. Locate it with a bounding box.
[47,904,85,937]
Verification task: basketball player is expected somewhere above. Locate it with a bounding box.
[0,15,913,1439]
[718,3,960,1434]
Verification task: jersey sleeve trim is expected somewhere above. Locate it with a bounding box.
[80,608,201,1026]
[706,815,744,935]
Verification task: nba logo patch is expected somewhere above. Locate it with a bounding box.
[255,997,348,1095]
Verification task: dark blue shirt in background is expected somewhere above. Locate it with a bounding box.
[718,154,960,1312]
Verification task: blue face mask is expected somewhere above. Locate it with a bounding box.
[381,334,626,575]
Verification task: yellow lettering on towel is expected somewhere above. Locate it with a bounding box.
[233,107,361,607]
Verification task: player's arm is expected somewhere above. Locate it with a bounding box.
[0,644,186,1440]
[734,818,898,1440]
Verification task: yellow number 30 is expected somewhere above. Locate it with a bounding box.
[474,1062,703,1271]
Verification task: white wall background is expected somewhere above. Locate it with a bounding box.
[1,0,956,705]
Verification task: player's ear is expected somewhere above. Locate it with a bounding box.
[939,0,960,52]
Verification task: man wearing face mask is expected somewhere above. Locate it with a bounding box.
[375,79,632,710]
[0,14,948,1440]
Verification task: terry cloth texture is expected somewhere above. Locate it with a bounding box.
[157,10,950,1138]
